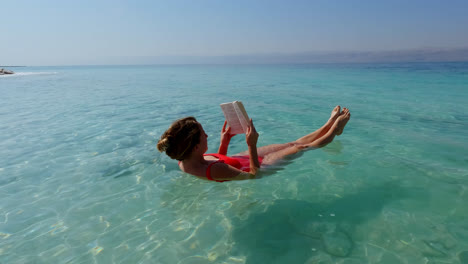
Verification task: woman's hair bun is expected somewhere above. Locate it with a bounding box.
[157,136,170,152]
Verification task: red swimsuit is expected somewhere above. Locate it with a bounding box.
[204,153,263,182]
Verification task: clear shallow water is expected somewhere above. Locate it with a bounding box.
[0,63,467,263]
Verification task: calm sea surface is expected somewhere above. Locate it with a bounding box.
[1,63,467,263]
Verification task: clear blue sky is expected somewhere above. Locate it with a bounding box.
[1,0,467,65]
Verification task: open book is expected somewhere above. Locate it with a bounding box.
[220,101,250,134]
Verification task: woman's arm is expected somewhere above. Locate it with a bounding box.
[218,121,235,155]
[246,119,260,175]
[209,162,256,181]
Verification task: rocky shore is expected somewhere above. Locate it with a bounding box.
[0,68,15,75]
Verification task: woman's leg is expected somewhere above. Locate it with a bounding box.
[235,143,293,157]
[294,106,342,144]
[262,110,350,165]
[301,110,350,148]
[249,105,342,156]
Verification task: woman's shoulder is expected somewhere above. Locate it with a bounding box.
[179,161,208,178]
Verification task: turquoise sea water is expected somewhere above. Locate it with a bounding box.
[1,63,467,263]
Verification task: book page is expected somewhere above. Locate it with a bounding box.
[220,101,249,134]
[233,101,249,133]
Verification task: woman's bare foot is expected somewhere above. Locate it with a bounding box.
[336,108,350,135]
[329,105,341,121]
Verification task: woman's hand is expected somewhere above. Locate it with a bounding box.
[245,119,258,147]
[221,120,235,143]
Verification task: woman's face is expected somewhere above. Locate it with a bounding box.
[198,123,208,153]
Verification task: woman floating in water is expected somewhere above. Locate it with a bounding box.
[157,106,350,181]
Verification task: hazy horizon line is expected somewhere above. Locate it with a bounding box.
[4,47,468,66]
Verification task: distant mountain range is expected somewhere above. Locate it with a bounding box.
[245,48,468,64]
[121,47,468,65]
